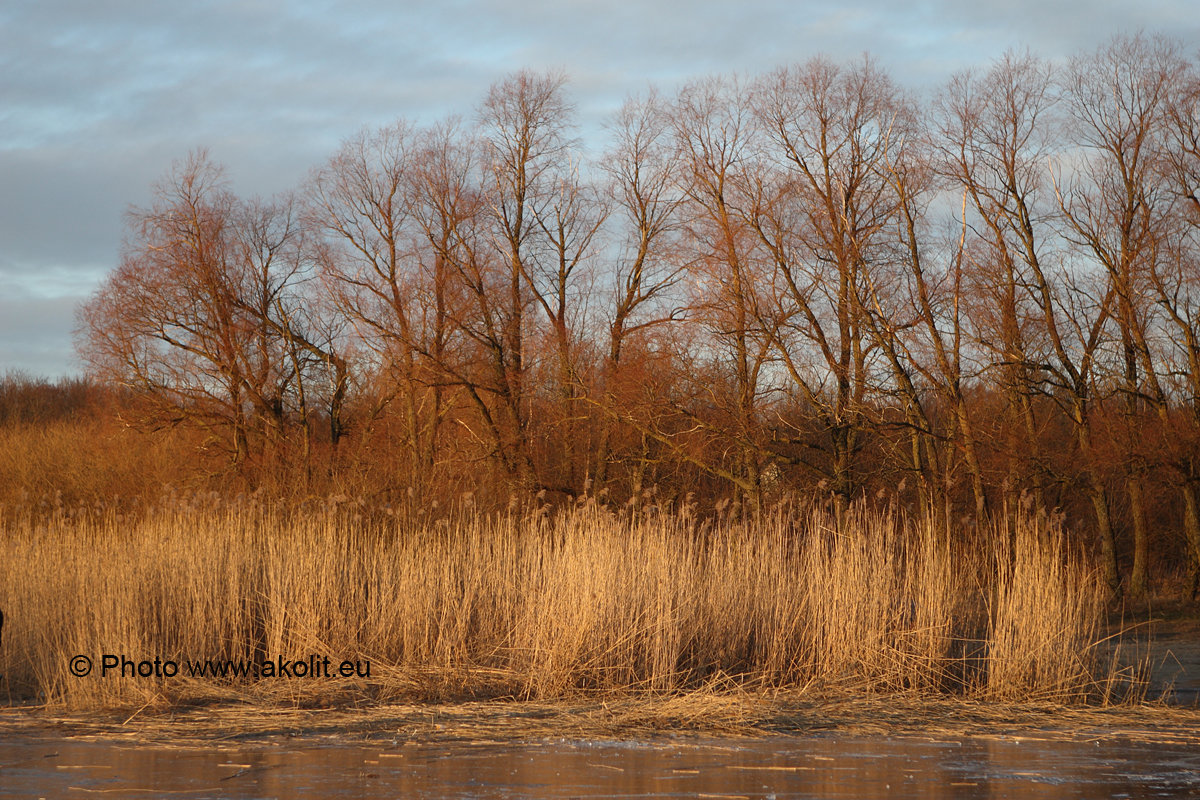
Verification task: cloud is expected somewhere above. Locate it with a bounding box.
[0,292,85,378]
[1,0,1196,377]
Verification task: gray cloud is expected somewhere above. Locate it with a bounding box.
[2,0,1196,377]
[0,289,86,377]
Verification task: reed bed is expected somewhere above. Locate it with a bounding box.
[0,499,1123,709]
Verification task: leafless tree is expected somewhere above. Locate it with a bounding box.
[1058,33,1188,595]
[471,70,580,493]
[749,56,907,512]
[668,75,777,513]
[78,150,335,476]
[931,52,1063,525]
[309,121,457,495]
[1157,58,1200,595]
[591,91,687,495]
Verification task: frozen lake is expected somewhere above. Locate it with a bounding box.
[3,733,1199,798]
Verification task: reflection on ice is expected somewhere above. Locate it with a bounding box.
[2,734,1199,799]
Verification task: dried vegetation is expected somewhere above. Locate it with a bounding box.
[0,499,1143,711]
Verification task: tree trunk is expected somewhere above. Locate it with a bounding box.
[1127,473,1150,598]
[1073,400,1120,594]
[1181,481,1200,599]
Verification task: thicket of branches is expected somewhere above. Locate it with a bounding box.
[66,34,1200,598]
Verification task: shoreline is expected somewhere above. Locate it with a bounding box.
[3,692,1198,749]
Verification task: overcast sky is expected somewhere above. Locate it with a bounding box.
[2,0,1196,378]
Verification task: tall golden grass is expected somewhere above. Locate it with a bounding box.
[0,498,1126,708]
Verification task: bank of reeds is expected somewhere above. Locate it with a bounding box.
[0,498,1126,708]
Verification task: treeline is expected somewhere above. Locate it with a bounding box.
[58,34,1200,597]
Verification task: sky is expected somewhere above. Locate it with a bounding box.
[2,0,1197,378]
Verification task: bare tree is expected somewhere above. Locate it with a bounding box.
[473,70,579,493]
[78,150,330,476]
[1157,58,1200,595]
[309,121,459,495]
[524,140,608,493]
[1058,33,1188,596]
[931,52,1062,524]
[669,75,777,514]
[749,56,907,512]
[230,191,348,476]
[870,133,984,528]
[591,91,687,495]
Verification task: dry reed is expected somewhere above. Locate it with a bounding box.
[0,498,1123,709]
